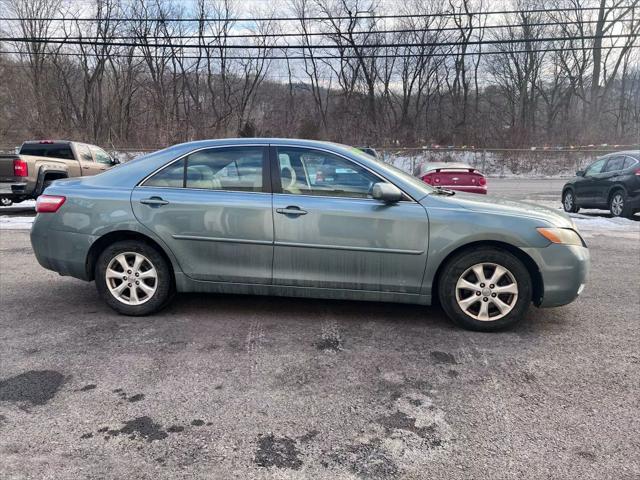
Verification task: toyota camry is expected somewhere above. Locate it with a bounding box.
[30,138,589,331]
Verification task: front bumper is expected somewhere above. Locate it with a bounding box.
[522,243,590,308]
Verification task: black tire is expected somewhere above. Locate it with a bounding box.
[438,247,533,332]
[95,240,174,316]
[608,189,633,218]
[562,189,579,213]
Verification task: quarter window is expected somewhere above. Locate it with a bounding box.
[276,147,381,199]
[623,157,638,169]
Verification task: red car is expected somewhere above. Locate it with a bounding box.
[416,162,487,194]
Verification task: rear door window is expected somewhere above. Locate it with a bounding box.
[603,156,625,173]
[185,147,266,192]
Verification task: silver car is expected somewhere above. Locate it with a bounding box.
[30,139,589,331]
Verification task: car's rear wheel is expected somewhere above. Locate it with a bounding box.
[609,190,632,218]
[438,248,532,331]
[95,240,173,315]
[562,189,579,213]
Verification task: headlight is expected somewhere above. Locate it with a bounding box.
[537,227,584,246]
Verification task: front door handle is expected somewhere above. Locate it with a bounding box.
[140,197,169,206]
[276,206,307,216]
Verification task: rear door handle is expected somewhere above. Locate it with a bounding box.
[276,206,307,216]
[140,197,169,206]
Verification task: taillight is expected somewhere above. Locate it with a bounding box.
[434,177,441,183]
[422,175,433,185]
[36,195,66,213]
[634,167,640,176]
[13,158,28,177]
[478,177,487,186]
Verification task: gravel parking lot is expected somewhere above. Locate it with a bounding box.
[1,179,639,479]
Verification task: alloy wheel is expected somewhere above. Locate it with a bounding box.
[563,192,573,211]
[105,252,158,305]
[455,263,518,321]
[611,194,624,216]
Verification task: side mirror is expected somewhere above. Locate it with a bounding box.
[576,170,585,177]
[372,182,402,203]
[111,157,120,165]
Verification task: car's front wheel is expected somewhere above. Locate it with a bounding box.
[438,248,532,331]
[95,240,174,315]
[562,189,579,213]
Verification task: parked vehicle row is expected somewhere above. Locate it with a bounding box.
[0,140,118,206]
[412,150,640,219]
[31,138,589,332]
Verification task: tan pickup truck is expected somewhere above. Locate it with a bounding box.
[0,140,119,205]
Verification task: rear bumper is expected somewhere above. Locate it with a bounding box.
[522,243,590,308]
[0,181,33,198]
[30,220,95,280]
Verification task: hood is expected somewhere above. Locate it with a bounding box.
[429,191,575,228]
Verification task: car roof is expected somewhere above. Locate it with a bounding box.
[600,150,640,160]
[22,140,73,145]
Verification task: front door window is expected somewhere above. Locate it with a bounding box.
[276,147,381,198]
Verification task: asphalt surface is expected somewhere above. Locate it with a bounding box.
[1,179,639,479]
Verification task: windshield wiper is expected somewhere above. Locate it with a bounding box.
[433,186,456,196]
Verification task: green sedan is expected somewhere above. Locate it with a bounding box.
[31,138,589,331]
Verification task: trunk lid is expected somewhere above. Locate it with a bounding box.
[423,168,485,187]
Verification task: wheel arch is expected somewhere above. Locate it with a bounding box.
[607,184,627,203]
[85,230,176,283]
[35,167,69,196]
[431,240,544,306]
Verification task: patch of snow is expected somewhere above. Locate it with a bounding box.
[0,216,34,230]
[527,199,640,237]
[0,199,36,209]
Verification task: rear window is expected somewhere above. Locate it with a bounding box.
[19,143,75,160]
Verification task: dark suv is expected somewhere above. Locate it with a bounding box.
[562,151,640,218]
